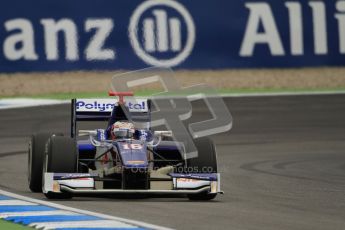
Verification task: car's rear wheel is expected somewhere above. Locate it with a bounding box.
[43,136,77,199]
[28,133,62,192]
[187,137,218,201]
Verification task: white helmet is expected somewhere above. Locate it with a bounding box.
[111,121,135,139]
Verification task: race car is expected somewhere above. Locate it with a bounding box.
[28,92,222,200]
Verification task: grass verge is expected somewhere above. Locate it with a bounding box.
[0,219,32,229]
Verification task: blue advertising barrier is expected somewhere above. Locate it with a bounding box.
[0,0,344,72]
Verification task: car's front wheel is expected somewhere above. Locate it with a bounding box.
[28,133,62,193]
[187,138,218,201]
[43,136,77,199]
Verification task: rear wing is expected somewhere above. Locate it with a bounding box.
[71,98,150,138]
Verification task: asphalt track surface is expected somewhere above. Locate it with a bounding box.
[0,95,344,230]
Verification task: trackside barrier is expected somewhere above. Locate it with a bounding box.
[0,0,344,72]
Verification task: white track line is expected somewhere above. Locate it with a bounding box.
[158,91,345,99]
[0,200,36,206]
[1,91,345,110]
[0,189,172,230]
[220,90,345,97]
[0,99,68,110]
[30,220,137,229]
[0,210,79,218]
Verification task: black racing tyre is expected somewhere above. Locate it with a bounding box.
[43,136,77,199]
[187,138,218,200]
[28,133,62,193]
[186,138,217,173]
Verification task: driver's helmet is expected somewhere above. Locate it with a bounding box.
[110,121,135,139]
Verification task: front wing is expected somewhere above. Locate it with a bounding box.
[43,172,223,195]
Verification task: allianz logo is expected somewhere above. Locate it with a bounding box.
[128,0,196,67]
[76,101,146,112]
[1,0,343,65]
[0,0,195,67]
[142,10,182,53]
[240,1,345,56]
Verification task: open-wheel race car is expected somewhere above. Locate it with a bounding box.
[28,92,222,200]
